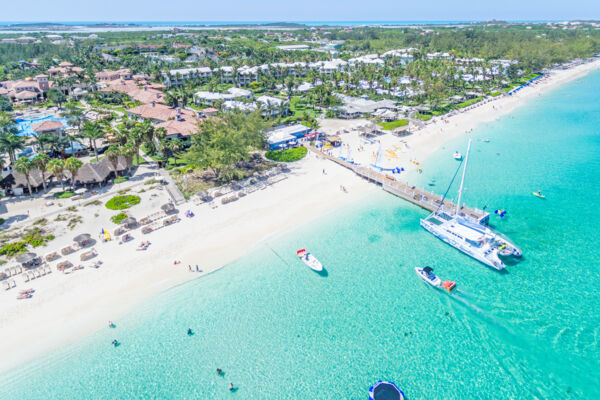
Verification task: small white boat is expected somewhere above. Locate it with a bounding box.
[415,267,457,292]
[415,266,442,288]
[296,249,323,272]
[453,152,463,160]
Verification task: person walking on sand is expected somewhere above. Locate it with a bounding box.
[188,265,192,272]
[195,265,199,272]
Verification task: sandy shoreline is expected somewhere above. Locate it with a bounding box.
[1,57,599,373]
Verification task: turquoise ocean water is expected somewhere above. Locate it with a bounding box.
[1,71,599,399]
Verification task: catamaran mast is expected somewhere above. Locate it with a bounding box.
[456,139,472,215]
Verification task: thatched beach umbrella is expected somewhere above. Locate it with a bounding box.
[161,203,175,213]
[17,252,37,264]
[122,217,137,227]
[73,233,91,245]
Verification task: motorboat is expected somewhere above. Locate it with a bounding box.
[368,381,405,400]
[415,266,442,288]
[421,140,522,270]
[453,151,463,160]
[296,249,323,272]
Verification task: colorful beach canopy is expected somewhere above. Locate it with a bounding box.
[368,381,405,400]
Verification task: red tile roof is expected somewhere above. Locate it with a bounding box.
[128,103,196,122]
[32,120,64,131]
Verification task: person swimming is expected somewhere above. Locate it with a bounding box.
[217,368,224,376]
[108,321,116,328]
[112,339,119,347]
[187,328,193,336]
[229,383,235,391]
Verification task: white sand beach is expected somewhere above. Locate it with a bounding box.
[1,57,599,373]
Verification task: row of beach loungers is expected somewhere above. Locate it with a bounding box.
[23,265,53,281]
[3,279,16,290]
[3,265,24,277]
[193,168,289,207]
[141,215,180,234]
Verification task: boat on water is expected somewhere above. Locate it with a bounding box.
[453,151,463,160]
[415,266,456,291]
[420,140,522,270]
[296,249,323,271]
[368,381,405,400]
[415,266,442,288]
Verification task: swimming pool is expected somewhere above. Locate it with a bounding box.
[15,114,71,136]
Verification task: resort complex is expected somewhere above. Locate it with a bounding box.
[1,16,600,399]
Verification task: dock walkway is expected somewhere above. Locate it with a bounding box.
[309,147,489,224]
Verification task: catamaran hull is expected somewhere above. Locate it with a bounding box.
[420,219,505,270]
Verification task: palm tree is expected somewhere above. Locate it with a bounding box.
[14,157,34,197]
[104,145,122,177]
[64,157,83,189]
[0,133,25,163]
[166,138,184,165]
[32,153,50,193]
[47,158,66,191]
[128,121,154,166]
[61,104,85,154]
[81,121,104,161]
[0,112,17,135]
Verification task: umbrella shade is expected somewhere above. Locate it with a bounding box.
[122,217,137,226]
[161,203,175,212]
[73,233,91,243]
[74,188,87,194]
[17,252,37,264]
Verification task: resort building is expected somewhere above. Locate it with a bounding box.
[332,94,397,119]
[193,87,252,105]
[266,124,312,150]
[256,96,289,117]
[163,67,213,87]
[127,103,201,140]
[276,44,310,51]
[95,69,133,81]
[0,76,49,105]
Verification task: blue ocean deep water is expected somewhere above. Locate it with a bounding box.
[1,70,599,399]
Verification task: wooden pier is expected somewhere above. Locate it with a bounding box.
[309,147,489,224]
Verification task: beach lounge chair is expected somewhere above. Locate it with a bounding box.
[3,281,9,290]
[56,260,72,271]
[45,252,60,262]
[24,274,29,282]
[80,249,97,261]
[61,246,75,256]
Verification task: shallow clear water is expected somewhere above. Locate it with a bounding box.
[1,71,600,399]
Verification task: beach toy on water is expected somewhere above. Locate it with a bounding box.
[494,209,507,218]
[368,381,405,400]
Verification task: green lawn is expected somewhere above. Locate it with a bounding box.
[265,146,307,162]
[415,113,432,121]
[456,97,484,109]
[132,156,148,167]
[378,119,408,130]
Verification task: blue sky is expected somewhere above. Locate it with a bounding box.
[2,0,599,22]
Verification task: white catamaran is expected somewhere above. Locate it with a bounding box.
[420,139,522,270]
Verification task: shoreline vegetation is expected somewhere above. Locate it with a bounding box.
[0,57,598,374]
